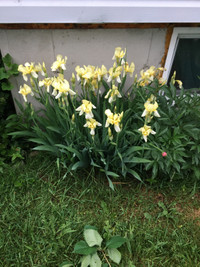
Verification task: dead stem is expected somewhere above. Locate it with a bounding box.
[101,249,111,267]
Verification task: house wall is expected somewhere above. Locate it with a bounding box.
[0,28,166,108]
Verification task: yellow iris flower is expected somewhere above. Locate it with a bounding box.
[39,78,53,93]
[35,62,47,76]
[112,47,126,64]
[107,63,122,83]
[52,74,76,98]
[96,65,108,81]
[170,71,183,88]
[105,85,122,103]
[146,66,156,77]
[105,109,123,132]
[138,124,156,142]
[82,65,95,85]
[18,84,34,102]
[18,62,38,81]
[176,80,183,89]
[123,62,135,77]
[75,65,108,91]
[142,101,160,118]
[75,65,85,81]
[75,65,94,85]
[76,100,96,119]
[51,55,67,72]
[84,118,102,136]
[138,66,156,86]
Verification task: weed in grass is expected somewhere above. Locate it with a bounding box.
[71,225,127,266]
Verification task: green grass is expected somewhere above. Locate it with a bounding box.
[1,153,200,266]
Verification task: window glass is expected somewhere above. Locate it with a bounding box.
[168,38,200,89]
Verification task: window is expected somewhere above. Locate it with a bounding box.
[163,28,200,89]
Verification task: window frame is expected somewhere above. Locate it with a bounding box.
[163,27,200,82]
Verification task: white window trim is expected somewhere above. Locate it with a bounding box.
[163,27,200,82]
[0,0,200,23]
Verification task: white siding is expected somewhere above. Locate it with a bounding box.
[0,0,200,23]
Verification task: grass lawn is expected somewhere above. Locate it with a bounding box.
[1,153,200,266]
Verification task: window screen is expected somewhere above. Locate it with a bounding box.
[168,38,200,89]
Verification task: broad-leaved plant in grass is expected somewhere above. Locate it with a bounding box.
[60,225,127,267]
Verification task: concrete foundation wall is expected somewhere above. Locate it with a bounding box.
[0,28,166,108]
